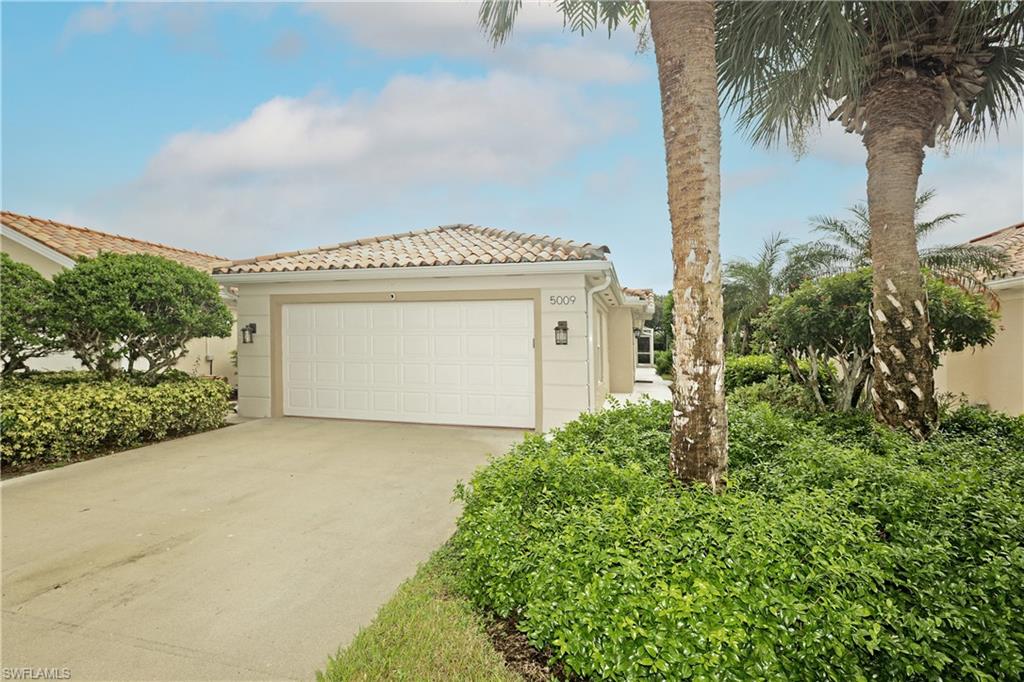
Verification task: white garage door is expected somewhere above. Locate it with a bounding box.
[283,300,535,428]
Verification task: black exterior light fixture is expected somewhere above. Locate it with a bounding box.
[554,320,569,345]
[241,322,257,344]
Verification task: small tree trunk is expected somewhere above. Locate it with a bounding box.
[649,0,727,490]
[862,77,940,439]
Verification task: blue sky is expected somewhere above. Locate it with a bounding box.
[3,2,1021,293]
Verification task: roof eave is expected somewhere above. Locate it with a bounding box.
[0,223,77,268]
[212,258,614,284]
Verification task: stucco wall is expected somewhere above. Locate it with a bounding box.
[934,284,1024,415]
[230,272,627,431]
[0,236,66,279]
[607,307,637,393]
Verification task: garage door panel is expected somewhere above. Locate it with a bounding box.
[435,336,462,357]
[403,364,430,385]
[372,391,399,412]
[403,392,430,413]
[316,389,340,410]
[434,306,461,328]
[316,362,340,383]
[402,305,432,329]
[434,364,461,386]
[283,301,534,428]
[466,336,494,358]
[372,336,399,358]
[466,395,496,416]
[344,390,370,410]
[371,306,400,329]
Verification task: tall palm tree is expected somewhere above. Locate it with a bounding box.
[797,190,1010,294]
[717,2,1024,438]
[480,0,727,489]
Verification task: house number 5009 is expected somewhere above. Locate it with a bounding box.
[549,295,576,305]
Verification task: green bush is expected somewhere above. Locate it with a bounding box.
[653,349,672,377]
[1,373,230,464]
[0,253,62,376]
[453,401,1024,680]
[723,354,789,390]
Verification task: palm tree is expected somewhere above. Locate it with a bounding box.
[723,233,790,354]
[480,0,727,490]
[798,190,1010,294]
[717,2,1024,438]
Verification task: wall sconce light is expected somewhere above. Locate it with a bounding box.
[633,327,642,338]
[241,322,257,344]
[554,320,569,345]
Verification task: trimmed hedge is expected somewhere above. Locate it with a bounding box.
[723,354,790,390]
[453,400,1024,680]
[1,372,230,464]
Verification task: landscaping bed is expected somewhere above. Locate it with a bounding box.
[328,394,1024,680]
[1,371,231,475]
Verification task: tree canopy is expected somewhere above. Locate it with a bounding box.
[0,254,61,377]
[755,269,998,411]
[51,253,233,381]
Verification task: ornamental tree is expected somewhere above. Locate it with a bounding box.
[0,253,61,377]
[51,253,233,381]
[755,270,997,413]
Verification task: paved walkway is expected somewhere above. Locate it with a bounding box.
[610,366,673,403]
[2,418,523,680]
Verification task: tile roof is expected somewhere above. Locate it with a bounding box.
[622,287,655,304]
[1,211,229,272]
[214,224,610,274]
[969,221,1024,279]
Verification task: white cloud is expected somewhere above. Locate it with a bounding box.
[305,1,566,57]
[59,2,219,52]
[86,71,629,257]
[305,0,649,85]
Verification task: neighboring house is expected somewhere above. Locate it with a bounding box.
[0,211,238,383]
[934,221,1023,415]
[214,224,653,431]
[623,287,656,367]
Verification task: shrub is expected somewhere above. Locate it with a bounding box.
[728,374,816,412]
[653,349,672,377]
[722,354,789,390]
[0,373,230,464]
[453,401,1024,680]
[51,253,233,381]
[0,254,61,376]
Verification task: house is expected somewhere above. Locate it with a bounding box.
[933,221,1023,415]
[623,287,656,367]
[0,211,238,383]
[214,224,654,431]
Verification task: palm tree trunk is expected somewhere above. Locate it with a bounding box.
[649,0,727,490]
[862,77,940,439]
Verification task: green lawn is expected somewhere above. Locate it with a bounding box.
[318,545,521,682]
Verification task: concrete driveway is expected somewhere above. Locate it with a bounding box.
[1,418,523,681]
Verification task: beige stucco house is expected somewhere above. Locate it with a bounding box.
[934,221,1023,415]
[214,225,653,431]
[0,211,238,383]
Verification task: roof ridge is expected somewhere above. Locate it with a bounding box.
[1,210,228,262]
[969,221,1024,244]
[460,224,611,256]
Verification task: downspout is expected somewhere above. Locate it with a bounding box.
[586,272,613,412]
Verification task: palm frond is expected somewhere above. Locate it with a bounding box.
[921,244,1011,279]
[478,0,523,46]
